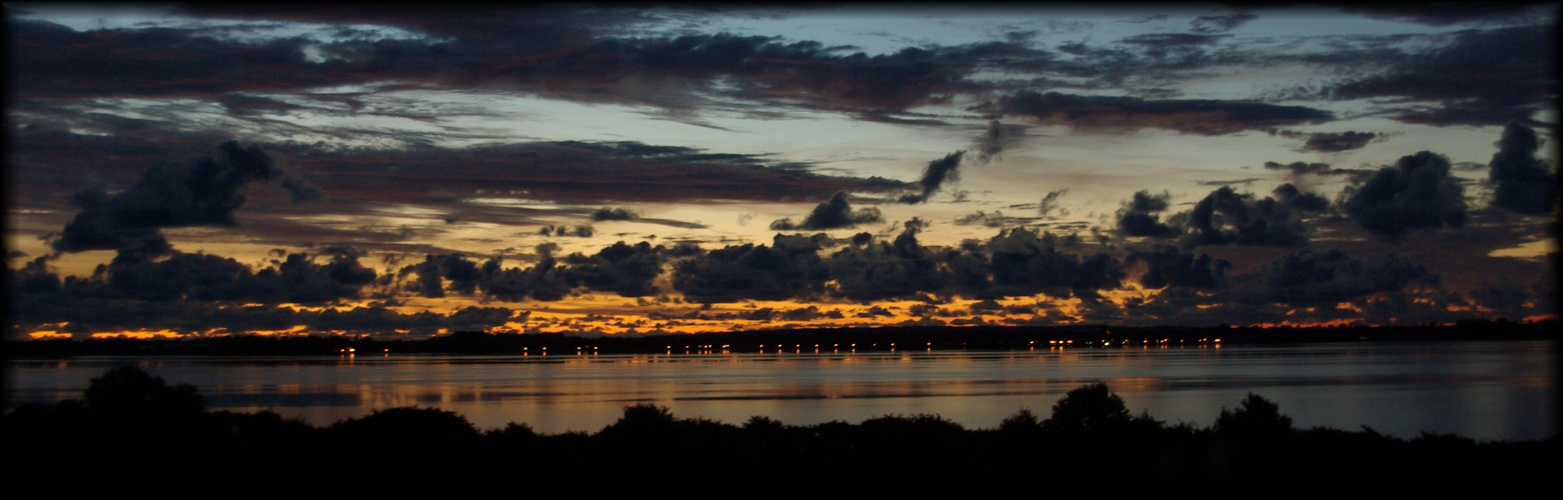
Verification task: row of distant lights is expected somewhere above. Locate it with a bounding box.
[1035,338,1222,347]
[336,338,1221,356]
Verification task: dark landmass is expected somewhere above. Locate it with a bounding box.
[6,318,1557,357]
[4,366,1556,489]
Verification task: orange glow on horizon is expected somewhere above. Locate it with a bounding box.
[89,329,183,340]
[28,331,71,339]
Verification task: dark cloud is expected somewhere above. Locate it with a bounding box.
[541,225,596,238]
[561,241,665,297]
[671,225,1132,304]
[856,306,895,318]
[1196,178,1264,187]
[14,249,376,305]
[591,207,636,221]
[973,121,1024,164]
[12,256,62,294]
[772,192,884,230]
[991,91,1334,135]
[1342,151,1467,239]
[1184,186,1310,247]
[8,17,342,100]
[981,228,1124,299]
[1299,131,1381,153]
[778,306,837,322]
[1116,190,1178,238]
[1238,250,1437,305]
[1339,4,1549,26]
[281,177,327,203]
[1324,25,1554,127]
[402,255,447,298]
[1488,122,1557,215]
[899,151,967,204]
[953,210,1039,228]
[1128,245,1230,289]
[10,287,516,338]
[1263,161,1335,176]
[825,222,952,302]
[1271,184,1330,212]
[1038,189,1068,217]
[52,141,283,254]
[476,248,571,302]
[672,234,829,303]
[543,34,1036,115]
[1263,161,1377,184]
[291,141,908,206]
[26,6,1052,120]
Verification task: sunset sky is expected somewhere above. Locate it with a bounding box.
[6,4,1558,339]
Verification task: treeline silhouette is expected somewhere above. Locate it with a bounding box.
[11,318,1555,356]
[4,367,1555,488]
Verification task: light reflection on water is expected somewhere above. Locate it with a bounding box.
[6,341,1556,440]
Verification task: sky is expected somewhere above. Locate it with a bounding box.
[5,3,1558,340]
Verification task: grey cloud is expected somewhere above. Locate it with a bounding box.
[981,228,1124,299]
[1488,122,1556,215]
[15,249,377,305]
[992,91,1334,136]
[591,207,637,221]
[1325,24,1553,127]
[826,223,952,302]
[1264,161,1334,176]
[1342,151,1467,239]
[1239,250,1437,305]
[974,121,1025,164]
[52,141,283,254]
[899,151,967,204]
[1271,184,1330,212]
[671,234,829,303]
[562,241,665,297]
[281,177,327,203]
[953,210,1039,228]
[1128,245,1230,289]
[772,192,884,230]
[1300,131,1381,153]
[1115,190,1178,238]
[1184,186,1309,247]
[1038,189,1068,217]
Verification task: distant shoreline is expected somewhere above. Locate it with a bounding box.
[8,318,1556,357]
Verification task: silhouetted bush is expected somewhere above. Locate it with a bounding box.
[486,421,539,445]
[330,406,483,450]
[597,403,678,441]
[744,415,785,432]
[84,365,204,418]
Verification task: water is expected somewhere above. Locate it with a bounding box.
[6,341,1556,441]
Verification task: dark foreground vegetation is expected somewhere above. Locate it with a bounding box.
[4,367,1555,488]
[9,318,1556,356]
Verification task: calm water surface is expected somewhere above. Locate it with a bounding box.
[7,341,1556,440]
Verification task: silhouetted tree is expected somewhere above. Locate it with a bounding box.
[1043,383,1132,434]
[600,403,678,437]
[999,408,1043,434]
[1215,393,1293,436]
